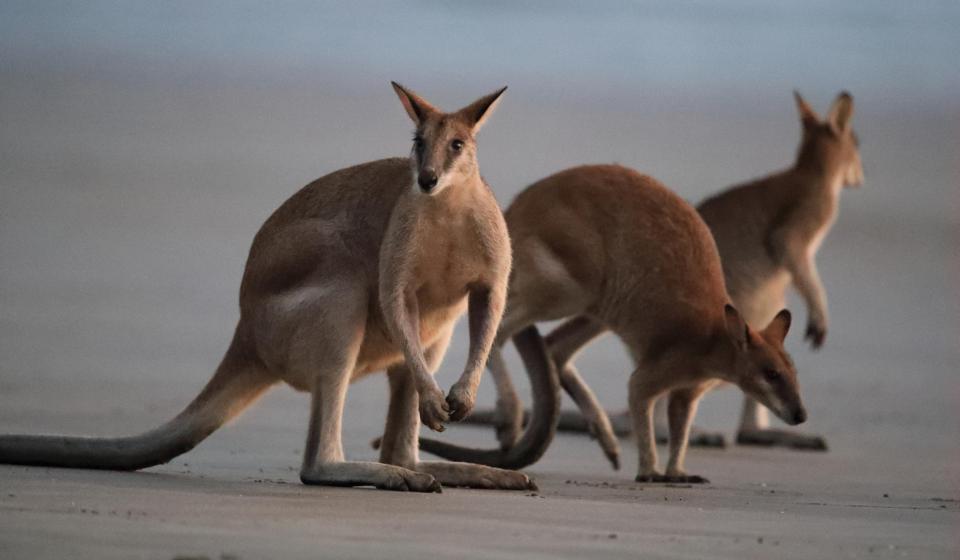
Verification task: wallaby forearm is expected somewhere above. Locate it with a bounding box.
[785,248,829,346]
[447,285,505,420]
[382,287,436,393]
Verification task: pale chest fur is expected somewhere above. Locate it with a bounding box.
[412,211,490,320]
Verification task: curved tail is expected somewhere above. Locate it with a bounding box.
[0,339,273,471]
[417,325,561,470]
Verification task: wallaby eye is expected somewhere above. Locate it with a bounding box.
[450,139,464,152]
[413,136,425,150]
[763,368,780,382]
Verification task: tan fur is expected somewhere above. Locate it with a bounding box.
[422,164,808,482]
[529,91,860,456]
[0,83,534,492]
[464,91,861,463]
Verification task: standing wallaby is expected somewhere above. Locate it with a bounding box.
[0,82,539,492]
[462,91,861,462]
[415,165,808,482]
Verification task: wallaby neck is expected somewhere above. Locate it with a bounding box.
[707,329,742,383]
[414,173,486,217]
[792,153,846,195]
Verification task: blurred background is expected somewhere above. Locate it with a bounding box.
[0,1,957,480]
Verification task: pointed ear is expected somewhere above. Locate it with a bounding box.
[457,86,507,134]
[763,309,792,343]
[724,304,748,349]
[826,91,854,134]
[391,82,439,126]
[794,90,820,129]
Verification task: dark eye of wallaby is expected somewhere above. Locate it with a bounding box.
[763,368,780,382]
[413,136,425,151]
[450,139,464,152]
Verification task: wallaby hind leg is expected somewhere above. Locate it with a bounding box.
[296,298,439,492]
[483,299,542,450]
[650,398,726,448]
[299,361,440,492]
[379,335,535,490]
[487,271,592,450]
[486,346,523,450]
[661,385,710,483]
[545,316,621,469]
[378,330,453,469]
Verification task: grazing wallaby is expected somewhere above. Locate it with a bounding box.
[0,82,538,492]
[417,165,808,482]
[465,91,861,460]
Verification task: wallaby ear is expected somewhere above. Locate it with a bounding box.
[794,90,820,129]
[724,304,748,349]
[457,86,507,134]
[764,309,792,343]
[826,91,854,134]
[391,82,439,126]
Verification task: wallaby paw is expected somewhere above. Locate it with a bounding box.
[445,382,476,422]
[378,470,443,493]
[736,428,828,451]
[804,321,827,350]
[419,389,450,432]
[636,472,709,484]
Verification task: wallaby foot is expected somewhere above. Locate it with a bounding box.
[416,461,537,490]
[736,428,827,451]
[300,462,442,492]
[635,471,709,484]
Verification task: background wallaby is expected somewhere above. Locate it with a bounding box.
[415,165,808,482]
[0,83,539,492]
[465,91,861,460]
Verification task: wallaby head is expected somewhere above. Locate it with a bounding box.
[722,305,807,426]
[794,90,863,188]
[391,82,507,195]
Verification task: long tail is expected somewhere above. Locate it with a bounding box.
[0,338,273,471]
[416,325,561,470]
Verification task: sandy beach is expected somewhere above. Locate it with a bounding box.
[1,3,957,558]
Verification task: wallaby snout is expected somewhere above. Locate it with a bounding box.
[790,407,808,426]
[418,168,439,192]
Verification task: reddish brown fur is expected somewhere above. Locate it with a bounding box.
[422,164,806,481]
[468,92,860,463]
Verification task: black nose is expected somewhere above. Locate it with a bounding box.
[792,408,807,425]
[418,170,438,191]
